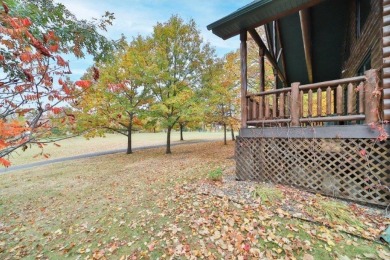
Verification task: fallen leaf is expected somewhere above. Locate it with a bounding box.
[378,250,390,260]
[363,253,377,259]
[303,253,314,260]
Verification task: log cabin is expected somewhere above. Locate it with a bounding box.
[208,0,390,207]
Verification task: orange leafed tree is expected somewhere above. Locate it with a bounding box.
[0,2,108,167]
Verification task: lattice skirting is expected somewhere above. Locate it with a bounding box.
[235,137,390,207]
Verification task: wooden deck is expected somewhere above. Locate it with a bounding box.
[244,70,381,130]
[208,0,390,208]
[236,69,389,207]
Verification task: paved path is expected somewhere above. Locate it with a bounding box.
[0,139,219,174]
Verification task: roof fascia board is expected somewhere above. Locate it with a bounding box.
[208,0,324,40]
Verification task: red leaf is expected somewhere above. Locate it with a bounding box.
[49,44,59,52]
[55,55,67,66]
[243,244,250,251]
[9,18,21,29]
[15,85,25,92]
[23,70,34,82]
[148,243,155,251]
[0,158,11,168]
[75,80,92,88]
[2,2,9,14]
[359,149,366,157]
[26,32,52,57]
[20,52,33,62]
[21,18,32,27]
[51,107,62,114]
[62,84,71,95]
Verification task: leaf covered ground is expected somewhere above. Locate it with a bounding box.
[0,142,389,259]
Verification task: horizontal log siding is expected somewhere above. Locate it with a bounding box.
[342,0,382,78]
[383,0,390,120]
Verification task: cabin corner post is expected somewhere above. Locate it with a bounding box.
[383,0,390,121]
[290,82,301,126]
[364,69,380,124]
[240,31,248,128]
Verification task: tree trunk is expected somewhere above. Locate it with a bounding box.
[166,126,172,154]
[230,124,235,141]
[180,123,184,141]
[223,123,227,145]
[126,115,133,154]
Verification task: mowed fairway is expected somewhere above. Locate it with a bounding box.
[0,141,389,259]
[6,131,226,166]
[0,141,235,259]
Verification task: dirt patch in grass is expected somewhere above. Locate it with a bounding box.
[0,141,389,259]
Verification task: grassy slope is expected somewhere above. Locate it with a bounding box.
[0,142,388,259]
[7,131,225,166]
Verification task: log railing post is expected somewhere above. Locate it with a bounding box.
[300,90,304,118]
[286,92,291,117]
[272,94,277,118]
[308,89,313,117]
[248,98,253,121]
[347,83,355,115]
[291,82,301,126]
[240,31,248,128]
[317,88,322,116]
[364,69,380,124]
[252,99,257,120]
[265,97,270,119]
[326,87,332,115]
[336,85,343,115]
[279,92,285,118]
[358,82,364,114]
[259,96,264,119]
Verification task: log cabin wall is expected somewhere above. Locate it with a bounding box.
[383,0,390,120]
[341,0,382,78]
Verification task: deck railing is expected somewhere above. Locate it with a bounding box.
[245,69,380,127]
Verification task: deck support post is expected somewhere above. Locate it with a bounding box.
[259,48,265,92]
[240,31,248,128]
[291,82,301,126]
[364,69,380,124]
[299,9,313,83]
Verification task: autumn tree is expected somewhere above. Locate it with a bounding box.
[5,0,116,61]
[146,15,216,154]
[75,36,152,154]
[175,88,207,141]
[203,52,240,145]
[0,1,115,166]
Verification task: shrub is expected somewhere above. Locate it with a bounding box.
[208,168,223,181]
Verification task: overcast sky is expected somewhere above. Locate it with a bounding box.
[53,0,249,80]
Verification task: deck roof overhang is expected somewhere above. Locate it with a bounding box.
[207,0,324,40]
[208,0,350,85]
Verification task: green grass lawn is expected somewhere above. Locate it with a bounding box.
[0,141,388,259]
[7,131,227,166]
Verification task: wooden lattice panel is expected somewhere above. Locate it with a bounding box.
[236,137,390,207]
